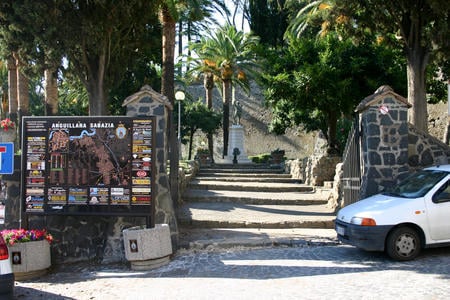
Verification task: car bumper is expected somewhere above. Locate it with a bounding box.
[335,219,393,251]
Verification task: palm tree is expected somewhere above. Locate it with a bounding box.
[159,0,229,201]
[185,56,216,160]
[286,0,332,38]
[188,24,259,157]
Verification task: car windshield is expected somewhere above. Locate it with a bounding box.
[383,170,449,198]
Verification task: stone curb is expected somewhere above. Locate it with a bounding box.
[180,236,339,251]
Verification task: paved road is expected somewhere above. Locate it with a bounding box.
[14,245,450,300]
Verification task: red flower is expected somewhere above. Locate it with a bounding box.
[0,228,53,246]
[0,118,15,131]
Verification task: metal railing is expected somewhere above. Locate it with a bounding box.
[341,116,362,206]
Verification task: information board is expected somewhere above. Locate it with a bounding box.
[21,116,155,217]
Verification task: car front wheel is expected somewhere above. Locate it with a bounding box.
[386,227,421,261]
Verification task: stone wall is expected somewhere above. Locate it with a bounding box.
[327,162,343,210]
[286,132,342,187]
[339,86,450,207]
[408,125,450,171]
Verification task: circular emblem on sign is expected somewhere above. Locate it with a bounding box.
[136,170,147,177]
[115,124,127,139]
[379,105,389,115]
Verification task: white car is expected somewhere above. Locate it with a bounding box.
[335,165,450,261]
[0,234,14,297]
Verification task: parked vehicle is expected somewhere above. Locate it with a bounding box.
[335,165,450,261]
[0,234,14,297]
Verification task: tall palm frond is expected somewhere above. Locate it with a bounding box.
[286,0,333,38]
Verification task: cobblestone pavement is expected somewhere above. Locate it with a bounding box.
[12,245,450,300]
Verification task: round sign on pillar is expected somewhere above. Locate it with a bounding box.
[379,105,389,115]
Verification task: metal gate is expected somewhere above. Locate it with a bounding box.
[341,116,362,206]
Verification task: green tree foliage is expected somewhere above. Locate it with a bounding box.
[64,0,161,115]
[0,0,162,116]
[179,98,222,159]
[177,0,229,58]
[58,76,89,116]
[0,1,64,72]
[287,0,450,132]
[247,0,288,47]
[263,33,406,153]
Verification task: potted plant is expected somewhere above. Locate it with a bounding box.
[0,228,53,280]
[0,118,16,142]
[270,148,285,164]
[196,147,211,165]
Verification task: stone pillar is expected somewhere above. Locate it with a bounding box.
[356,86,411,199]
[122,85,179,249]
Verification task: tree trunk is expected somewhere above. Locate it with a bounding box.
[85,51,107,116]
[406,48,429,132]
[177,19,183,76]
[160,8,175,103]
[14,57,29,150]
[86,79,107,116]
[188,129,194,160]
[160,6,178,206]
[44,68,59,116]
[16,61,29,117]
[205,73,214,162]
[6,56,18,119]
[327,110,338,151]
[222,79,232,157]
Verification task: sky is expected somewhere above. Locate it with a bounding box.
[218,0,250,32]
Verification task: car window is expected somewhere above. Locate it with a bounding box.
[383,170,449,198]
[432,180,450,203]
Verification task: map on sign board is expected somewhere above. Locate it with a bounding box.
[21,116,155,216]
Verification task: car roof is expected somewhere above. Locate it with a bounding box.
[424,164,450,172]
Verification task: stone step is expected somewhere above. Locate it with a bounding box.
[178,228,339,249]
[197,172,292,178]
[194,176,301,183]
[177,202,336,229]
[188,180,312,193]
[199,168,285,174]
[182,189,329,205]
[202,163,273,169]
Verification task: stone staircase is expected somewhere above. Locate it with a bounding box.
[177,163,337,248]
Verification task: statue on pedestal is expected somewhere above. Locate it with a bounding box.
[232,100,242,125]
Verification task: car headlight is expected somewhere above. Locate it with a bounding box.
[351,217,376,226]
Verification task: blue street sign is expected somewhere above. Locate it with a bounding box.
[0,142,14,174]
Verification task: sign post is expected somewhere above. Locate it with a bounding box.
[0,142,14,174]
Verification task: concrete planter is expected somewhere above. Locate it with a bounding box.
[9,239,51,280]
[123,224,172,270]
[0,130,16,142]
